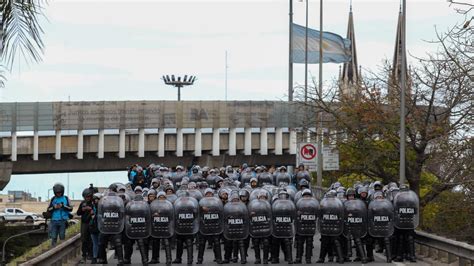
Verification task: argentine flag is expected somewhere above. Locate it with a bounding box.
[292,23,351,64]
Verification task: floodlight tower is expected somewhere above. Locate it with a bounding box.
[162,75,196,101]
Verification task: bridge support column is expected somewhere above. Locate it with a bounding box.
[77,130,84,159]
[260,128,268,155]
[55,130,61,160]
[11,131,17,162]
[138,129,145,158]
[158,129,165,157]
[194,128,202,157]
[0,162,13,190]
[98,129,104,159]
[244,128,252,155]
[275,128,283,155]
[33,130,39,161]
[289,128,297,154]
[176,128,183,157]
[228,128,236,156]
[212,128,220,156]
[119,129,125,158]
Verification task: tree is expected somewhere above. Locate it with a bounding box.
[295,15,472,204]
[1,0,46,86]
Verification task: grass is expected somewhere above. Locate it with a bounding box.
[8,223,81,265]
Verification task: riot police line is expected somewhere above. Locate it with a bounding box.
[75,163,419,265]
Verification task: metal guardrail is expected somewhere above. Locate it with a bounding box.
[19,233,81,266]
[415,230,474,266]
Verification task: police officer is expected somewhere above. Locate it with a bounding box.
[271,190,296,264]
[173,192,199,265]
[223,191,249,264]
[77,187,94,263]
[197,188,224,264]
[295,189,319,264]
[97,189,125,264]
[393,184,418,262]
[248,191,272,264]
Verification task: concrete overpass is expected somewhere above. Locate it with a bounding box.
[0,101,306,189]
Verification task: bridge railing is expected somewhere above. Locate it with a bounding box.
[415,230,474,265]
[18,234,81,266]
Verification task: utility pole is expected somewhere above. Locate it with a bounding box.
[400,0,407,185]
[316,0,324,188]
[288,0,294,101]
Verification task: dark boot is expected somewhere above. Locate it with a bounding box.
[239,240,247,264]
[197,237,206,264]
[334,238,345,264]
[384,237,392,263]
[186,238,194,265]
[355,238,367,263]
[213,237,223,264]
[223,239,232,263]
[114,235,125,265]
[254,239,261,264]
[262,239,270,264]
[284,238,293,264]
[173,237,183,264]
[295,236,303,263]
[137,239,149,265]
[164,239,173,265]
[305,236,313,263]
[149,239,160,264]
[408,234,417,262]
[365,237,374,262]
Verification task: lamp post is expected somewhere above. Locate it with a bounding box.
[162,75,196,101]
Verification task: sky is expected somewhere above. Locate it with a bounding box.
[0,0,463,200]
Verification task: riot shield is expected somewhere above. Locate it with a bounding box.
[343,199,368,238]
[368,198,394,237]
[150,199,175,238]
[223,201,250,240]
[173,174,185,189]
[275,173,291,186]
[189,189,203,201]
[174,196,199,235]
[240,172,252,188]
[296,171,311,183]
[125,198,151,239]
[272,199,296,238]
[393,190,419,229]
[98,192,125,234]
[248,199,272,238]
[249,188,271,203]
[165,193,177,203]
[199,196,224,235]
[318,197,344,236]
[258,172,273,187]
[295,197,319,236]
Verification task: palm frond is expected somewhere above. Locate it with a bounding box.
[1,0,46,70]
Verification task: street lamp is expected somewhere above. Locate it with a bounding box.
[162,75,196,101]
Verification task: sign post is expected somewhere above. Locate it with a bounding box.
[323,146,339,171]
[296,143,318,172]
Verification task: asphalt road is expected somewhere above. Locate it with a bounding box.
[96,233,426,266]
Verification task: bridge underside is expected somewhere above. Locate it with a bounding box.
[10,152,295,175]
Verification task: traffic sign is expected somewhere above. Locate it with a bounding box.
[323,146,339,171]
[297,143,317,171]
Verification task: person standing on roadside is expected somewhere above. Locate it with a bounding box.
[47,183,72,247]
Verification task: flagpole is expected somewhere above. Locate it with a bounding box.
[304,0,309,103]
[289,0,294,101]
[316,0,323,187]
[399,0,407,185]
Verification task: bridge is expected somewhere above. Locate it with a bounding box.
[0,101,309,189]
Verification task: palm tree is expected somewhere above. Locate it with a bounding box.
[1,0,46,87]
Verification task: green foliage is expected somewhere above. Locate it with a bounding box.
[419,172,440,198]
[421,191,474,244]
[8,223,80,264]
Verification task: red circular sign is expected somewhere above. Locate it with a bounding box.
[300,144,317,160]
